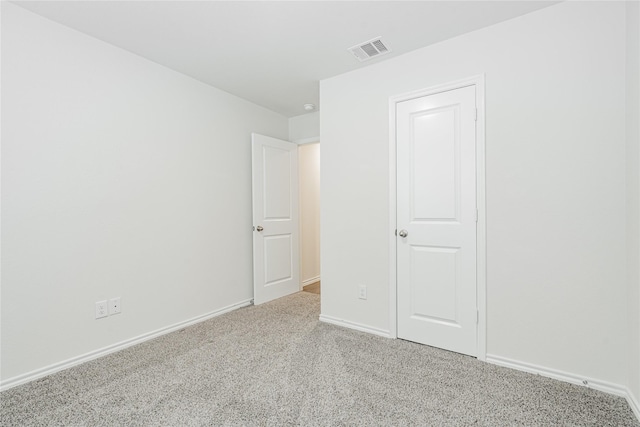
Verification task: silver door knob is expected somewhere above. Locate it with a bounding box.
[256,226,264,232]
[398,229,408,238]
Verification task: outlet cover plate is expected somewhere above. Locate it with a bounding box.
[358,285,367,300]
[109,297,121,315]
[95,300,108,319]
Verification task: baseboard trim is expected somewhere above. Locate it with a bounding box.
[627,388,640,422]
[487,354,640,423]
[0,299,252,392]
[319,314,390,338]
[486,353,628,396]
[302,276,320,287]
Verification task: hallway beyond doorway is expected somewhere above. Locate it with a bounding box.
[303,281,320,294]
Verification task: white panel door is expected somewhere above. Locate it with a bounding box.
[252,133,300,305]
[396,86,477,356]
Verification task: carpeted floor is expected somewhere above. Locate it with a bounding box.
[1,292,638,426]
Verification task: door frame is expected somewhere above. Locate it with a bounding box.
[388,75,487,361]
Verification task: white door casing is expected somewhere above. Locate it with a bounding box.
[395,84,479,357]
[251,133,300,305]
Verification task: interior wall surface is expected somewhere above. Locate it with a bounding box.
[320,1,629,387]
[1,3,288,383]
[289,112,320,143]
[626,0,640,409]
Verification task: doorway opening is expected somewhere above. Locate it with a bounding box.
[251,133,320,305]
[299,142,321,295]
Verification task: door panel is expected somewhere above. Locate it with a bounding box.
[263,146,293,220]
[411,107,459,221]
[264,234,293,285]
[252,133,299,305]
[410,245,459,324]
[397,85,477,356]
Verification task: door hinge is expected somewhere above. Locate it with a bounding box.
[476,309,479,324]
[475,108,478,121]
[475,209,478,222]
[395,229,397,236]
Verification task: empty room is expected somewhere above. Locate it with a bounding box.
[1,1,639,425]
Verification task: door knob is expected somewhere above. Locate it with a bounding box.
[398,229,408,238]
[256,226,264,232]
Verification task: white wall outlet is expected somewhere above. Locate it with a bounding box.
[358,284,367,300]
[109,297,121,315]
[95,300,108,319]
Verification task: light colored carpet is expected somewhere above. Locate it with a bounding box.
[1,292,638,426]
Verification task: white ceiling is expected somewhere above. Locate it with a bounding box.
[13,1,558,117]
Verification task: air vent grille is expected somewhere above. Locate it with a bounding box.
[372,40,388,53]
[348,37,391,62]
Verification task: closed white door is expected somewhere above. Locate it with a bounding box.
[396,85,477,356]
[251,133,300,305]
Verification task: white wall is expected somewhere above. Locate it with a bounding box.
[1,3,288,385]
[321,1,629,388]
[626,0,640,411]
[299,143,321,286]
[289,112,320,143]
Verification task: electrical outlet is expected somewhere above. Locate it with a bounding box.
[109,297,121,315]
[95,300,108,319]
[358,285,367,300]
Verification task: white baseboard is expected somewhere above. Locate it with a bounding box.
[486,354,627,396]
[319,314,390,338]
[486,353,640,422]
[487,354,628,397]
[627,388,640,422]
[0,299,252,392]
[301,276,320,287]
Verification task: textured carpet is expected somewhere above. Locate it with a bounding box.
[1,292,638,426]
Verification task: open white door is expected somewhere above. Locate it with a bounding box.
[251,133,300,305]
[396,85,478,356]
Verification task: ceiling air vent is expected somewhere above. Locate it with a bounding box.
[348,37,391,62]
